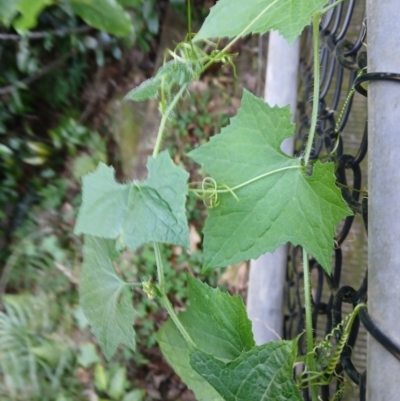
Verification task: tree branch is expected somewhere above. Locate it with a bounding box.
[0,25,92,41]
[0,50,75,95]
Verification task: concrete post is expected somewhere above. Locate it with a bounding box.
[247,31,300,344]
[367,1,400,399]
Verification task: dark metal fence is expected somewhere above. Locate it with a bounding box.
[283,1,400,400]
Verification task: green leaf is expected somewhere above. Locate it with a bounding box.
[195,0,327,45]
[71,0,133,37]
[108,367,127,399]
[116,0,141,6]
[122,390,146,401]
[190,340,302,401]
[75,150,190,251]
[80,236,136,360]
[78,343,100,369]
[0,144,13,156]
[0,0,18,26]
[13,0,53,32]
[188,90,352,273]
[94,363,109,392]
[31,340,66,367]
[125,60,201,102]
[125,77,160,102]
[158,276,254,401]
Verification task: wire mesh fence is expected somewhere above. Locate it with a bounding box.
[283,1,371,400]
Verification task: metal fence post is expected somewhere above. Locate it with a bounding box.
[247,31,299,344]
[367,1,400,399]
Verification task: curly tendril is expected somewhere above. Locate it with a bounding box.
[201,177,220,208]
[189,177,240,208]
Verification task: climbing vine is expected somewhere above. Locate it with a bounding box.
[74,0,365,400]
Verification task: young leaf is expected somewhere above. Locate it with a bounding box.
[195,0,327,45]
[158,276,254,400]
[13,0,53,32]
[190,341,302,401]
[80,235,136,360]
[125,77,160,102]
[75,150,190,251]
[70,0,133,37]
[125,59,201,102]
[188,90,352,273]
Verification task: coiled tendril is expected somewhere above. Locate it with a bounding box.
[190,177,239,209]
[201,177,220,208]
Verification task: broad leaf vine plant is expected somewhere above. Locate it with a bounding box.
[74,0,364,400]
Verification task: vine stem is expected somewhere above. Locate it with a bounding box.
[161,292,195,345]
[304,14,321,165]
[302,16,321,399]
[152,83,189,157]
[154,242,195,346]
[187,0,192,37]
[303,249,318,401]
[154,242,165,292]
[150,56,194,349]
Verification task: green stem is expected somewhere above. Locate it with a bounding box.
[153,84,188,157]
[154,242,195,346]
[187,0,192,36]
[154,242,165,292]
[161,293,195,345]
[303,249,319,401]
[150,53,193,349]
[304,14,321,165]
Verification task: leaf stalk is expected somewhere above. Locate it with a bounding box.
[189,165,302,199]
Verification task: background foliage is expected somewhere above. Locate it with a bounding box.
[0,0,283,399]
[0,1,219,400]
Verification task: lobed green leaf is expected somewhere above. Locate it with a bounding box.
[158,276,254,400]
[190,340,302,401]
[195,0,328,45]
[189,90,352,273]
[80,236,136,360]
[75,150,190,251]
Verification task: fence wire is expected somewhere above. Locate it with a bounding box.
[282,1,400,400]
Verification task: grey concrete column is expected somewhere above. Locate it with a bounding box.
[247,31,299,344]
[367,1,400,400]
